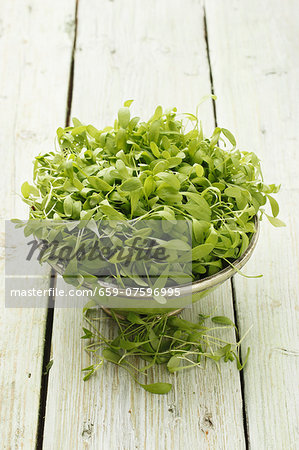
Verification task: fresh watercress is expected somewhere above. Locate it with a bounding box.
[19,101,284,392]
[21,101,284,283]
[81,308,251,394]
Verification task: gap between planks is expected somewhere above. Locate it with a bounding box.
[203,5,250,449]
[36,270,56,450]
[35,1,79,448]
[65,0,79,128]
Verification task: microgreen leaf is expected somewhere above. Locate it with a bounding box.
[265,214,286,227]
[211,316,235,327]
[44,359,53,375]
[138,382,172,394]
[88,176,112,192]
[124,99,134,107]
[118,107,130,128]
[81,327,94,339]
[221,128,236,148]
[102,348,121,364]
[120,178,142,192]
[267,195,279,217]
[82,310,251,394]
[126,312,145,324]
[233,347,251,370]
[167,355,181,373]
[192,243,214,260]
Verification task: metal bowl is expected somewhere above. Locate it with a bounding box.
[49,216,260,317]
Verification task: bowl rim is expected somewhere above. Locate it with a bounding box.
[189,214,260,295]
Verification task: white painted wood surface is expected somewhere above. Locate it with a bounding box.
[43,1,246,449]
[2,0,298,448]
[43,282,245,449]
[205,0,299,448]
[0,0,76,448]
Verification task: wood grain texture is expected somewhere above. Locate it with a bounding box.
[43,1,246,449]
[205,0,299,448]
[44,280,245,450]
[0,0,76,447]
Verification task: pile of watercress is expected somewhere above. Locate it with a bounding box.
[21,101,283,281]
[81,308,251,394]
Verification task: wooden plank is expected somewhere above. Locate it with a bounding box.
[0,0,76,447]
[45,279,246,450]
[43,1,246,448]
[205,1,299,448]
